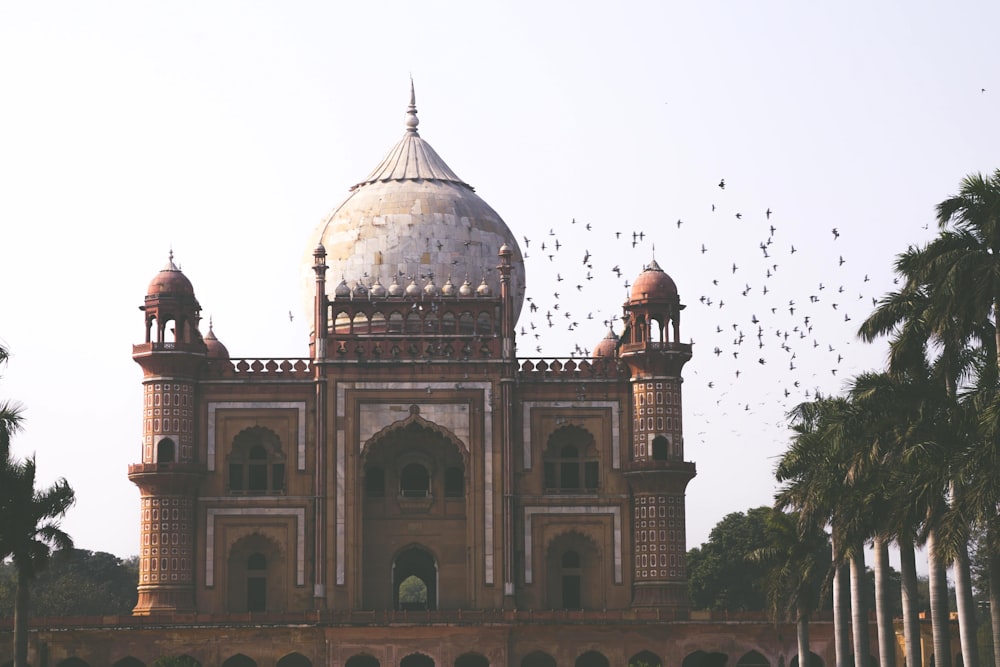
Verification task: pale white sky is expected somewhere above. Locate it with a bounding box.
[1,2,997,561]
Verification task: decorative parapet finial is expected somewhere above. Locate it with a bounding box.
[406,76,419,134]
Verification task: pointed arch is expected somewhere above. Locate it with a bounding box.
[113,658,146,667]
[401,653,436,667]
[221,656,256,667]
[454,653,489,667]
[276,654,311,667]
[736,652,770,667]
[393,543,438,610]
[361,411,469,461]
[683,650,729,667]
[345,655,380,667]
[576,652,610,667]
[789,654,823,667]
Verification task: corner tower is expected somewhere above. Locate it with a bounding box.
[618,259,696,610]
[128,252,206,614]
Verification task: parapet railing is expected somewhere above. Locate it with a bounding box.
[0,608,815,630]
[516,357,627,380]
[203,358,312,379]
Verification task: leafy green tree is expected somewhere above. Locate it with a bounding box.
[749,507,830,667]
[686,507,774,612]
[0,549,138,617]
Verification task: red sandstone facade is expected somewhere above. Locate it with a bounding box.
[0,94,959,667]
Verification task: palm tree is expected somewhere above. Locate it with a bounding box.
[859,235,998,667]
[5,454,75,667]
[776,394,855,667]
[749,508,831,667]
[847,368,953,667]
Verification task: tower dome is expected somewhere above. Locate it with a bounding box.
[592,328,619,359]
[305,83,525,321]
[204,319,230,360]
[629,259,677,303]
[147,251,195,297]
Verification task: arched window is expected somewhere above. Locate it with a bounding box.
[543,426,599,493]
[228,427,285,495]
[156,438,176,464]
[400,463,430,497]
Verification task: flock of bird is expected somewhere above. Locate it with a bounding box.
[517,177,904,443]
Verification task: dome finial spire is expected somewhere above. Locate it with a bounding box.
[406,75,419,134]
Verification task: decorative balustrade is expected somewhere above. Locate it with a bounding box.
[3,607,743,630]
[517,356,627,380]
[322,335,500,361]
[204,358,312,379]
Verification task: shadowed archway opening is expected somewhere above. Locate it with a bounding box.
[394,545,437,610]
[455,653,489,667]
[521,653,556,667]
[576,651,610,667]
[630,651,663,667]
[345,655,379,667]
[401,654,435,667]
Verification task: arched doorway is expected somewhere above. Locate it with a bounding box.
[394,545,437,610]
[401,654,435,667]
[545,531,602,609]
[226,533,284,612]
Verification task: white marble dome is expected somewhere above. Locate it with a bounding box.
[305,86,526,322]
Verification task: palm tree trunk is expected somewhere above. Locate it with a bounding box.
[954,541,980,667]
[851,546,872,667]
[13,569,30,667]
[988,546,1000,667]
[928,529,953,667]
[873,536,896,667]
[833,537,851,667]
[798,596,811,667]
[899,533,923,667]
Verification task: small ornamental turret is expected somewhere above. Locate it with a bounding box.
[618,258,696,611]
[128,252,206,615]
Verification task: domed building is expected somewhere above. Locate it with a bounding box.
[4,87,903,667]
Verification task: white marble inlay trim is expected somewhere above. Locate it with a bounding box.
[207,402,307,472]
[336,382,495,585]
[522,505,622,584]
[521,401,621,470]
[205,507,305,587]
